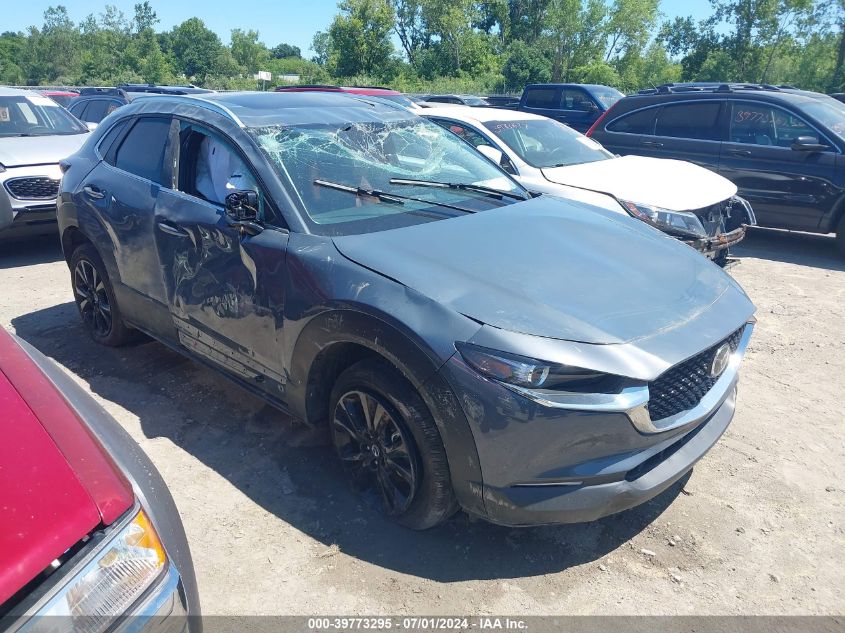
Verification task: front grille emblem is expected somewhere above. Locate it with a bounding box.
[710,343,732,378]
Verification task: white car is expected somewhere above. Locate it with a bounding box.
[0,87,91,239]
[422,106,756,264]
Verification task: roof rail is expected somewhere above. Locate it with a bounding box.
[643,82,784,95]
[274,84,341,91]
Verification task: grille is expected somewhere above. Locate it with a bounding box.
[647,326,745,421]
[5,177,60,200]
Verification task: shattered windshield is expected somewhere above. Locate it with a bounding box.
[249,116,526,236]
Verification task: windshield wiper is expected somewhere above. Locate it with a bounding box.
[389,178,527,201]
[314,179,476,214]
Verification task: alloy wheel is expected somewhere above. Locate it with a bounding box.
[74,259,112,337]
[332,389,419,516]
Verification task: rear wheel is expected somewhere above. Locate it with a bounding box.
[836,215,845,256]
[329,357,458,529]
[70,244,136,346]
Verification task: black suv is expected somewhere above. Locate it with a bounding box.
[588,84,845,252]
[68,85,214,124]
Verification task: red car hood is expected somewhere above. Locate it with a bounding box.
[0,329,133,605]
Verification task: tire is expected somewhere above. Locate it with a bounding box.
[69,244,137,346]
[836,215,845,257]
[329,357,458,529]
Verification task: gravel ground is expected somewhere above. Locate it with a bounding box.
[1,227,843,616]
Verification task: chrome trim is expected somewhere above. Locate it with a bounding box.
[630,322,754,434]
[4,176,60,200]
[505,321,754,435]
[505,383,649,412]
[734,195,757,226]
[512,480,584,488]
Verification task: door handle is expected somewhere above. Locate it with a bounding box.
[642,141,664,148]
[727,148,753,157]
[83,185,105,200]
[156,220,189,238]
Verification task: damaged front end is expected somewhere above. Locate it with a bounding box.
[621,196,756,266]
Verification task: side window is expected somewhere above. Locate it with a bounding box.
[81,99,109,123]
[113,117,171,184]
[606,107,657,135]
[176,123,268,220]
[432,119,488,148]
[730,102,819,148]
[69,101,86,118]
[655,102,723,141]
[524,88,558,109]
[561,88,596,112]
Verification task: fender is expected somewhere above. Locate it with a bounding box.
[286,308,486,517]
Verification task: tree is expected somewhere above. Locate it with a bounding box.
[230,29,269,72]
[503,39,550,89]
[132,1,158,32]
[271,42,301,58]
[169,18,225,81]
[325,0,396,77]
[544,0,608,81]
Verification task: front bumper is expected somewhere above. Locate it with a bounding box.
[438,324,752,527]
[0,165,61,239]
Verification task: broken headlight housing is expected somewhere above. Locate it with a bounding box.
[456,343,607,390]
[620,200,708,239]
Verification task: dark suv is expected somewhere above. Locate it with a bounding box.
[588,84,845,252]
[58,92,754,529]
[68,85,214,124]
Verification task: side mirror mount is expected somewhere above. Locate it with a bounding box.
[791,136,827,152]
[225,190,259,221]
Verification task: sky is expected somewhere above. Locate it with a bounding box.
[5,0,715,58]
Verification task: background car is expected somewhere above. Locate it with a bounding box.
[588,83,845,254]
[0,87,90,239]
[422,94,490,106]
[274,84,416,108]
[67,85,214,124]
[0,326,199,625]
[517,83,624,132]
[59,91,755,530]
[424,106,754,265]
[39,89,79,108]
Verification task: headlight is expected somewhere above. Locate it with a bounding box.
[38,509,166,629]
[456,343,606,390]
[620,200,707,239]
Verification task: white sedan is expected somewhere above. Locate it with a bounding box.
[421,106,755,264]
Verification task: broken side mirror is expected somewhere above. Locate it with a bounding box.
[225,190,259,221]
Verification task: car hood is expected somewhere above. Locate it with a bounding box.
[333,196,751,345]
[541,155,737,212]
[0,132,90,168]
[0,369,101,604]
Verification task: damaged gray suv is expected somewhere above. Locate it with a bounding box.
[58,92,755,528]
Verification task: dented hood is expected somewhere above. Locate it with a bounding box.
[541,155,737,212]
[333,197,751,344]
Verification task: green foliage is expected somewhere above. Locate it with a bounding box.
[0,0,841,97]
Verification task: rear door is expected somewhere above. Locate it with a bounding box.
[154,120,291,398]
[718,100,838,230]
[520,86,562,122]
[75,115,173,334]
[595,105,659,156]
[642,100,725,169]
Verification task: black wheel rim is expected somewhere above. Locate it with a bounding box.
[332,390,419,516]
[74,259,112,337]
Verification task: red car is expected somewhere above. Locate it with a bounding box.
[274,84,415,108]
[0,327,199,627]
[39,90,80,108]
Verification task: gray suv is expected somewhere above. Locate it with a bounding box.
[0,87,90,239]
[58,92,756,528]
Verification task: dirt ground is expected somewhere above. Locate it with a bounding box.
[1,227,843,616]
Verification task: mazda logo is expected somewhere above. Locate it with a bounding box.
[710,343,732,378]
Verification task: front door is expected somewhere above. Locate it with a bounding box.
[154,120,290,400]
[718,100,838,230]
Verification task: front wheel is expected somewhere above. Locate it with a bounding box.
[329,358,458,529]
